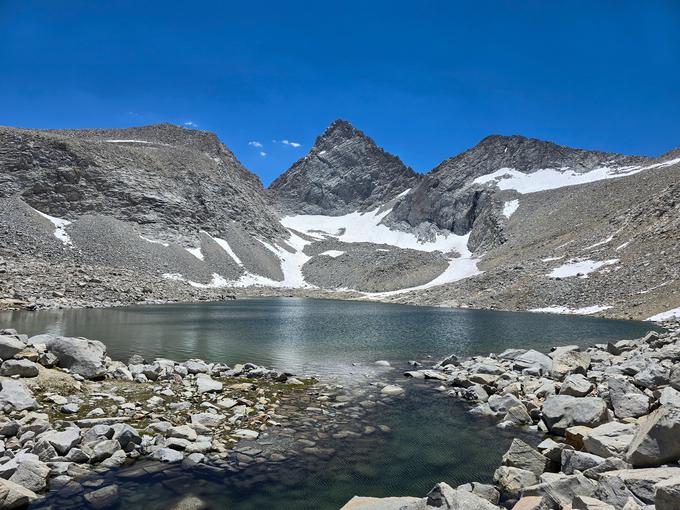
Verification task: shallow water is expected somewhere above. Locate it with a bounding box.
[0,298,660,509]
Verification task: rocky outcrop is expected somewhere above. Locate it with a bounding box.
[270,119,421,215]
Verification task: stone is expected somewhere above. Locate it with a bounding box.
[0,335,26,360]
[510,496,548,510]
[550,350,590,380]
[0,478,39,508]
[152,447,184,462]
[195,373,222,393]
[43,428,81,455]
[380,385,405,396]
[0,359,39,378]
[514,350,552,374]
[559,374,593,397]
[521,473,597,508]
[501,439,549,475]
[658,386,680,407]
[339,496,426,509]
[463,384,488,402]
[233,429,259,440]
[111,424,141,449]
[572,495,615,510]
[488,394,523,414]
[169,495,210,510]
[633,362,669,389]
[425,482,500,510]
[89,439,121,462]
[184,359,209,374]
[561,450,605,475]
[503,404,532,426]
[494,466,538,496]
[37,335,107,379]
[626,405,680,467]
[8,459,50,492]
[190,413,225,428]
[456,482,499,504]
[655,475,680,510]
[582,457,631,480]
[169,425,197,441]
[583,421,637,458]
[0,378,37,410]
[31,440,58,462]
[607,377,650,419]
[599,467,680,505]
[61,403,80,413]
[100,449,127,468]
[541,396,608,435]
[83,484,120,509]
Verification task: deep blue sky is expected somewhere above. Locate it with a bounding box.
[1,1,679,185]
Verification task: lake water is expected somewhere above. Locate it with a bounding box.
[0,298,660,509]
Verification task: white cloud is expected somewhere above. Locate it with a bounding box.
[248,141,263,148]
[184,121,198,128]
[281,139,301,148]
[260,151,267,157]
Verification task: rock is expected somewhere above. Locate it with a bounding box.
[111,424,141,449]
[89,439,121,462]
[626,405,680,467]
[583,421,637,458]
[655,475,680,510]
[435,354,459,368]
[43,428,81,455]
[550,351,590,380]
[572,495,615,510]
[559,374,594,397]
[0,478,39,508]
[503,404,533,426]
[501,439,549,476]
[8,459,50,492]
[83,484,119,509]
[233,429,259,440]
[582,457,631,480]
[101,449,127,468]
[456,482,499,504]
[190,413,225,428]
[37,335,107,379]
[425,482,500,509]
[607,377,650,419]
[0,378,37,410]
[510,495,548,510]
[599,467,680,505]
[488,394,523,414]
[561,450,605,475]
[494,466,538,496]
[169,495,210,510]
[658,386,680,407]
[195,373,222,393]
[633,362,669,389]
[541,396,608,435]
[374,360,391,367]
[0,335,26,360]
[514,350,552,374]
[61,403,80,413]
[152,447,184,462]
[169,425,197,441]
[0,359,39,378]
[463,384,489,402]
[521,473,597,508]
[380,385,405,396]
[184,360,210,374]
[339,496,426,509]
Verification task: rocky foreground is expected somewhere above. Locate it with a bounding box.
[344,320,680,510]
[0,328,327,508]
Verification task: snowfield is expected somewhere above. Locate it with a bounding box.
[530,305,612,315]
[473,157,680,194]
[647,307,680,322]
[32,208,72,246]
[548,259,619,279]
[502,199,520,218]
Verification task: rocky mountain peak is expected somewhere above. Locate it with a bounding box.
[269,120,421,215]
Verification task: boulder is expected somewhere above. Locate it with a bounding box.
[0,478,39,508]
[184,360,210,374]
[195,374,223,393]
[494,466,538,496]
[88,439,122,463]
[0,359,39,378]
[0,378,38,411]
[572,495,615,510]
[561,450,605,475]
[655,475,680,510]
[583,421,637,458]
[501,439,549,476]
[152,447,184,462]
[339,496,426,509]
[83,484,120,509]
[521,473,597,508]
[0,335,26,360]
[8,459,50,492]
[456,482,499,504]
[42,428,81,455]
[541,396,608,435]
[380,385,405,396]
[426,482,500,509]
[488,394,523,414]
[626,405,680,467]
[111,424,141,450]
[607,377,650,419]
[503,405,532,426]
[633,362,669,390]
[559,374,593,397]
[550,351,590,380]
[190,413,225,428]
[599,467,680,505]
[514,350,552,374]
[37,335,107,379]
[658,386,680,407]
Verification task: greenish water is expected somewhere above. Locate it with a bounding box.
[1,298,659,509]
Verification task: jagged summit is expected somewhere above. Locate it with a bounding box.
[269,119,421,215]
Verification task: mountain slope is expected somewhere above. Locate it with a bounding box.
[270,119,421,215]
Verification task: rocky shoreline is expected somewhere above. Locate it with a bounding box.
[0,328,400,509]
[344,319,680,509]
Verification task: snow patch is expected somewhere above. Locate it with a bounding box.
[473,158,680,194]
[548,259,619,279]
[139,235,169,247]
[541,256,564,262]
[502,199,520,218]
[584,235,614,250]
[616,241,631,251]
[211,236,243,265]
[319,250,345,258]
[32,208,72,246]
[162,273,229,288]
[647,307,680,322]
[186,247,204,261]
[530,305,612,315]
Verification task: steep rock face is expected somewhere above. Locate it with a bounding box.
[0,124,285,243]
[269,119,421,215]
[388,135,649,251]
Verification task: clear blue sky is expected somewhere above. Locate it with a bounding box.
[1,1,678,185]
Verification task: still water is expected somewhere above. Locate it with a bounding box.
[0,298,659,509]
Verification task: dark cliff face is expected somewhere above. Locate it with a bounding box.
[269,119,422,215]
[0,124,285,241]
[388,135,650,251]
